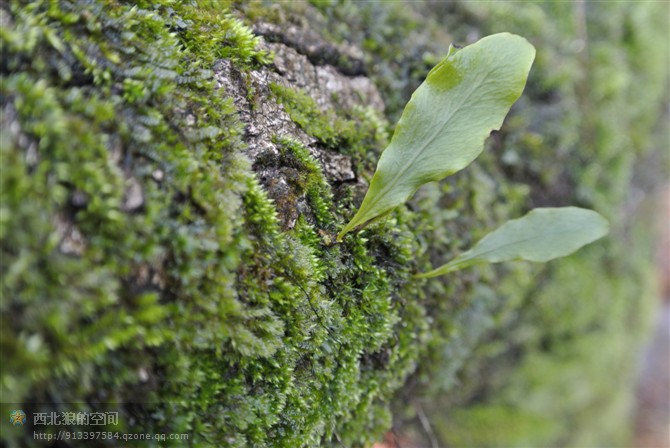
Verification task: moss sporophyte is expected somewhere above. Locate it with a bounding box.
[338,33,608,273]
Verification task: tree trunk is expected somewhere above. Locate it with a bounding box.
[1,1,667,447]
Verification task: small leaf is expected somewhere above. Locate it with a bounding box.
[338,33,536,241]
[417,207,609,277]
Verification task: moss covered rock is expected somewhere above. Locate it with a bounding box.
[1,1,667,447]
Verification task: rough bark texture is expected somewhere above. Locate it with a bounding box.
[1,1,668,447]
[213,32,381,229]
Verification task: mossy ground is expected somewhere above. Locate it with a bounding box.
[1,1,668,447]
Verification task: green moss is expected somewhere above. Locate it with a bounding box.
[0,1,427,446]
[303,1,667,446]
[273,137,333,226]
[2,0,667,447]
[268,82,388,170]
[439,405,557,447]
[269,82,350,147]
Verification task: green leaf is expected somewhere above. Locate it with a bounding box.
[417,207,609,277]
[337,33,536,241]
